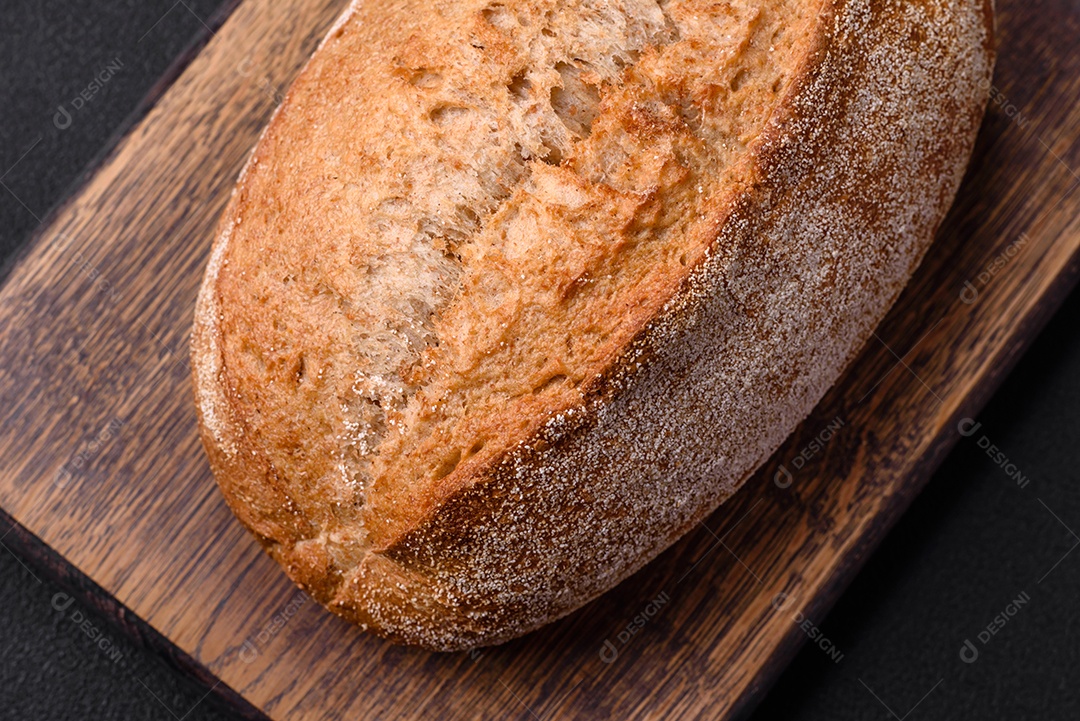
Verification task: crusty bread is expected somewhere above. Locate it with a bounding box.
[192,0,994,650]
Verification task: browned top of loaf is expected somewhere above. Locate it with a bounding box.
[195,0,994,649]
[204,0,821,557]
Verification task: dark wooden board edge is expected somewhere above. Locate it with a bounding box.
[2,1,1077,717]
[2,205,1074,721]
[729,246,1080,720]
[0,0,244,287]
[0,1,258,717]
[0,506,269,721]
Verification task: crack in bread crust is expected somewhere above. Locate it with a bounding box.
[192,0,995,650]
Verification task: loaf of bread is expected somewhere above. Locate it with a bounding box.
[192,0,994,650]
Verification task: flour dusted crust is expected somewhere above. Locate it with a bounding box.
[193,0,994,650]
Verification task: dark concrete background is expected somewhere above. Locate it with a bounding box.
[0,2,1077,719]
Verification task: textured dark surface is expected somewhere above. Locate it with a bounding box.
[751,291,1080,720]
[0,2,1076,720]
[0,0,226,281]
[0,3,240,720]
[0,545,239,721]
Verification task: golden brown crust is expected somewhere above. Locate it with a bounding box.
[193,0,994,650]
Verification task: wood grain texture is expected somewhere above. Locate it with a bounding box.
[0,0,1077,719]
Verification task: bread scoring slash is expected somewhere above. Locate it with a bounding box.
[192,0,994,650]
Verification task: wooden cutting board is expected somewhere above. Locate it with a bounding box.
[1,0,1078,718]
